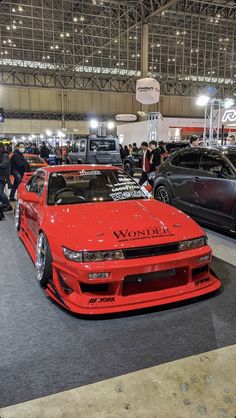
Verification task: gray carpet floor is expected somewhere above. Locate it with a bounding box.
[0,213,236,408]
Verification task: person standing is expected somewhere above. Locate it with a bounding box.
[189,135,200,147]
[149,140,161,172]
[0,142,12,214]
[40,141,50,162]
[10,142,30,202]
[139,141,151,186]
[54,143,62,165]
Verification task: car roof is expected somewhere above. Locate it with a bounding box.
[173,146,236,154]
[40,164,121,173]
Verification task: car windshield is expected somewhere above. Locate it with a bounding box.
[47,169,148,205]
[25,155,45,164]
[226,152,236,169]
[89,139,116,151]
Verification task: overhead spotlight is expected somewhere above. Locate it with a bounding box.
[107,121,115,130]
[224,98,234,109]
[18,6,23,12]
[6,26,10,30]
[12,8,16,12]
[196,95,210,106]
[60,33,64,38]
[90,119,98,129]
[73,17,78,22]
[46,130,52,136]
[66,33,70,37]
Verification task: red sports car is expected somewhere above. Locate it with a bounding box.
[16,165,220,314]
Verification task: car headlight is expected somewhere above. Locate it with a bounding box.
[63,247,83,262]
[63,247,124,262]
[178,236,208,252]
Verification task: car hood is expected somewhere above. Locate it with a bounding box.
[46,199,205,251]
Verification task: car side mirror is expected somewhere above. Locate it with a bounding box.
[22,191,41,203]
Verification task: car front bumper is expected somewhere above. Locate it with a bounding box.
[45,245,221,314]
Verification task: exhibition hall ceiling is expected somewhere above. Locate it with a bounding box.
[0,0,235,91]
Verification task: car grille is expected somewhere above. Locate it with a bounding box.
[123,243,179,259]
[122,267,188,296]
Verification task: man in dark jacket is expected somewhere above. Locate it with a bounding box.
[149,140,161,172]
[0,142,12,216]
[10,142,30,202]
[40,141,50,161]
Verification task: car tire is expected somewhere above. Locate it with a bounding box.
[35,232,52,287]
[15,201,21,231]
[154,185,172,204]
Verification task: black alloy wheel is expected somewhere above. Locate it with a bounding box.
[155,185,171,204]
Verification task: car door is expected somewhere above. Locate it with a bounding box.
[24,171,46,248]
[168,149,201,213]
[191,150,235,230]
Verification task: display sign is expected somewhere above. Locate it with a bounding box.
[115,114,137,122]
[222,108,236,125]
[0,108,4,123]
[136,78,160,105]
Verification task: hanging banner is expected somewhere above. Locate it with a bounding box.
[136,78,160,105]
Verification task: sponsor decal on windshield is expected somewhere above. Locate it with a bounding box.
[110,190,144,201]
[79,170,102,176]
[113,226,173,242]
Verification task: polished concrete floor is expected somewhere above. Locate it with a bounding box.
[0,212,235,417]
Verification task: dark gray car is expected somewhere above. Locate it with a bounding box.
[153,146,236,233]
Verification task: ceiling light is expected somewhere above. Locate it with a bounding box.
[80,29,83,33]
[18,6,23,12]
[3,40,6,44]
[80,16,85,21]
[90,119,98,129]
[4,51,8,54]
[13,44,16,47]
[46,130,52,136]
[98,50,101,54]
[107,121,115,130]
[85,59,88,63]
[12,25,16,30]
[6,26,10,30]
[224,98,234,109]
[12,8,16,12]
[66,33,70,37]
[47,55,50,59]
[8,39,12,43]
[196,95,210,106]
[55,45,59,49]
[73,17,78,22]
[60,33,64,37]
[19,20,23,25]
[50,46,54,50]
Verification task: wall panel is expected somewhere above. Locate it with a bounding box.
[0,86,205,118]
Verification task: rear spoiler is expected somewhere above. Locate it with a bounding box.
[22,172,34,184]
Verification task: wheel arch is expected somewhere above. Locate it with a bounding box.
[153,177,174,197]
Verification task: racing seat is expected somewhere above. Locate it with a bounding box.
[48,174,67,204]
[86,176,110,200]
